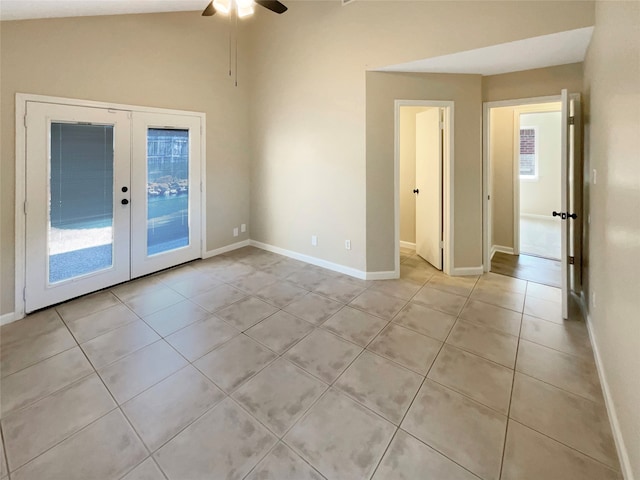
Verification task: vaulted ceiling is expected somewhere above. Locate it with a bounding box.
[0,0,208,21]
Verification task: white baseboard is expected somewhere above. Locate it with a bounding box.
[583,305,634,480]
[491,245,514,259]
[250,240,368,280]
[1,311,21,326]
[203,239,250,259]
[365,271,399,280]
[399,241,416,250]
[450,266,484,276]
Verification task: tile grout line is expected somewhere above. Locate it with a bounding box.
[505,416,623,474]
[267,284,419,478]
[497,278,527,479]
[63,322,161,472]
[0,422,8,480]
[5,250,595,479]
[369,284,479,480]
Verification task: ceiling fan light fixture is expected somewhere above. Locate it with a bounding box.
[237,4,255,17]
[213,0,231,14]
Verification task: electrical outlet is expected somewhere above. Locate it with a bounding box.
[233,227,239,237]
[241,224,246,233]
[311,235,318,246]
[345,240,351,250]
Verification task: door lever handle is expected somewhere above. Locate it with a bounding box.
[413,189,419,194]
[553,211,577,220]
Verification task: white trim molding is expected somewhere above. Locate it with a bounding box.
[491,245,515,259]
[583,308,635,480]
[1,312,20,326]
[450,266,484,276]
[364,270,398,281]
[399,241,416,250]
[250,240,370,280]
[203,240,251,258]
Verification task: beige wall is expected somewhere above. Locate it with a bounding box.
[483,62,584,102]
[248,1,595,274]
[0,1,597,314]
[367,72,483,270]
[399,106,430,245]
[583,1,640,477]
[490,107,516,249]
[0,12,252,315]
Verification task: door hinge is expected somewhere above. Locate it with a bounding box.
[439,122,444,130]
[24,114,27,128]
[200,181,203,192]
[440,241,444,249]
[23,201,27,215]
[568,116,575,125]
[23,287,26,301]
[569,256,575,265]
[487,195,491,200]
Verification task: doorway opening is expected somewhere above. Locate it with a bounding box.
[394,100,453,277]
[486,101,563,287]
[484,91,582,318]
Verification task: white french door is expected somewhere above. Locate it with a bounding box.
[24,102,202,313]
[131,112,201,278]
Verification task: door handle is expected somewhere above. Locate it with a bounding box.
[553,211,577,220]
[413,189,419,194]
[121,199,129,205]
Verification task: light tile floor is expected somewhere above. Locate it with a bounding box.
[0,246,622,480]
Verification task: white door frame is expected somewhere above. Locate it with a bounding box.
[14,93,207,320]
[394,99,454,277]
[482,94,579,272]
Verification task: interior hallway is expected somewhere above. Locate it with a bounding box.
[0,247,620,480]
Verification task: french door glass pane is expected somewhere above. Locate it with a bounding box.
[147,128,190,255]
[49,123,114,283]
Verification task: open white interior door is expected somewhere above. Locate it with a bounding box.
[415,108,443,270]
[559,89,575,319]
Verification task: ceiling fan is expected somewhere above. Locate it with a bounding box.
[202,0,286,86]
[202,0,287,18]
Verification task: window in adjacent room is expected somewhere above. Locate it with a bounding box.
[519,126,537,179]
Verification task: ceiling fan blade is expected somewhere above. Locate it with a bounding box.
[202,1,216,16]
[255,0,287,14]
